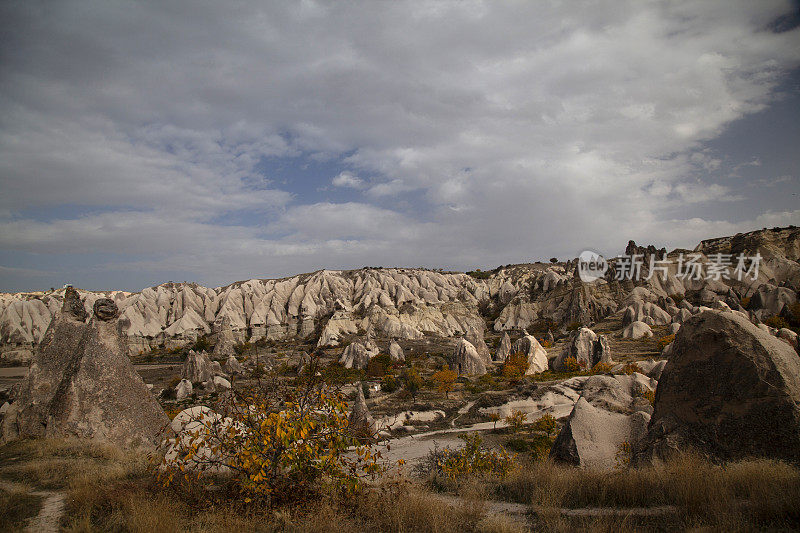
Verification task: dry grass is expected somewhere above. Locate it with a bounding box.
[494,452,800,530]
[0,486,43,532]
[3,437,800,532]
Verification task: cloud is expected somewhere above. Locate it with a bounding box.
[331,171,365,189]
[1,0,799,291]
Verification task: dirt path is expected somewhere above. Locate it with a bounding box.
[0,479,65,533]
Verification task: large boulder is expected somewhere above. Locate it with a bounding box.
[748,283,797,318]
[550,374,654,469]
[553,328,612,371]
[182,350,214,383]
[388,340,405,363]
[496,332,512,362]
[511,335,548,374]
[450,338,487,376]
[623,301,671,327]
[634,310,800,465]
[2,296,169,448]
[348,384,376,437]
[339,342,371,370]
[622,321,653,339]
[465,326,491,364]
[212,316,237,359]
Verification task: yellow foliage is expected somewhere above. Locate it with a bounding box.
[505,410,527,433]
[531,413,557,436]
[562,356,581,372]
[657,334,675,350]
[502,352,529,381]
[159,379,384,505]
[432,365,457,397]
[438,434,514,481]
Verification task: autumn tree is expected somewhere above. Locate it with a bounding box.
[502,352,529,381]
[432,364,457,398]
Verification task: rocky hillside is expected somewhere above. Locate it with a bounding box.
[1,226,798,361]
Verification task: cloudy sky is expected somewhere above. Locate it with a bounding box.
[1,0,799,292]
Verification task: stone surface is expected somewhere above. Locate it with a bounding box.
[182,350,214,383]
[496,332,511,362]
[388,340,405,362]
[176,379,192,400]
[511,335,548,374]
[348,384,376,437]
[339,342,372,370]
[553,328,612,370]
[450,338,487,376]
[634,310,800,464]
[212,316,237,359]
[2,299,169,448]
[622,321,653,339]
[550,374,654,469]
[224,355,244,375]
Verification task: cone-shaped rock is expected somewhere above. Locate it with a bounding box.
[388,340,405,363]
[450,338,486,376]
[3,297,169,447]
[496,332,512,362]
[182,350,214,383]
[348,383,376,437]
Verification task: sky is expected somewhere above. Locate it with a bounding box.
[1,0,799,293]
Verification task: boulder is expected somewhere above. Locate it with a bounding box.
[546,329,555,345]
[339,342,371,370]
[176,379,192,400]
[388,340,405,363]
[634,310,800,464]
[511,335,548,374]
[212,376,231,389]
[553,328,612,371]
[212,316,237,359]
[622,321,653,339]
[465,327,491,364]
[749,283,797,318]
[1,296,169,448]
[182,350,214,383]
[348,384,376,437]
[496,332,512,362]
[224,355,244,375]
[777,328,798,351]
[450,338,487,376]
[550,375,654,469]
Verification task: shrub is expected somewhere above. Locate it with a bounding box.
[487,412,501,431]
[590,361,612,374]
[502,352,529,381]
[381,374,399,393]
[562,356,581,372]
[505,410,527,433]
[366,354,392,378]
[191,335,212,352]
[159,377,384,505]
[619,362,642,375]
[765,315,789,330]
[432,365,457,398]
[233,341,252,356]
[566,322,582,332]
[438,434,514,482]
[740,296,751,309]
[402,368,423,401]
[531,413,557,437]
[657,334,675,350]
[540,339,552,348]
[669,293,684,304]
[466,269,492,280]
[639,389,656,405]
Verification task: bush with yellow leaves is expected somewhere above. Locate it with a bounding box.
[159,376,384,505]
[432,365,457,397]
[438,433,514,482]
[505,409,528,433]
[562,356,582,372]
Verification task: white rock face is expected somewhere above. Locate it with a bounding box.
[212,376,231,389]
[450,338,486,376]
[550,374,655,469]
[339,342,373,370]
[496,332,511,362]
[224,355,244,375]
[511,335,548,374]
[182,350,214,383]
[622,321,653,339]
[623,302,671,327]
[176,379,193,400]
[388,340,405,362]
[553,328,611,371]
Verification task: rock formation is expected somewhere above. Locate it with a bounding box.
[553,328,612,371]
[224,355,244,375]
[551,373,656,469]
[1,295,169,448]
[339,342,372,370]
[634,310,800,464]
[182,350,214,383]
[450,338,487,376]
[348,384,376,437]
[211,316,237,359]
[496,332,511,361]
[622,321,653,339]
[388,340,405,362]
[511,335,548,374]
